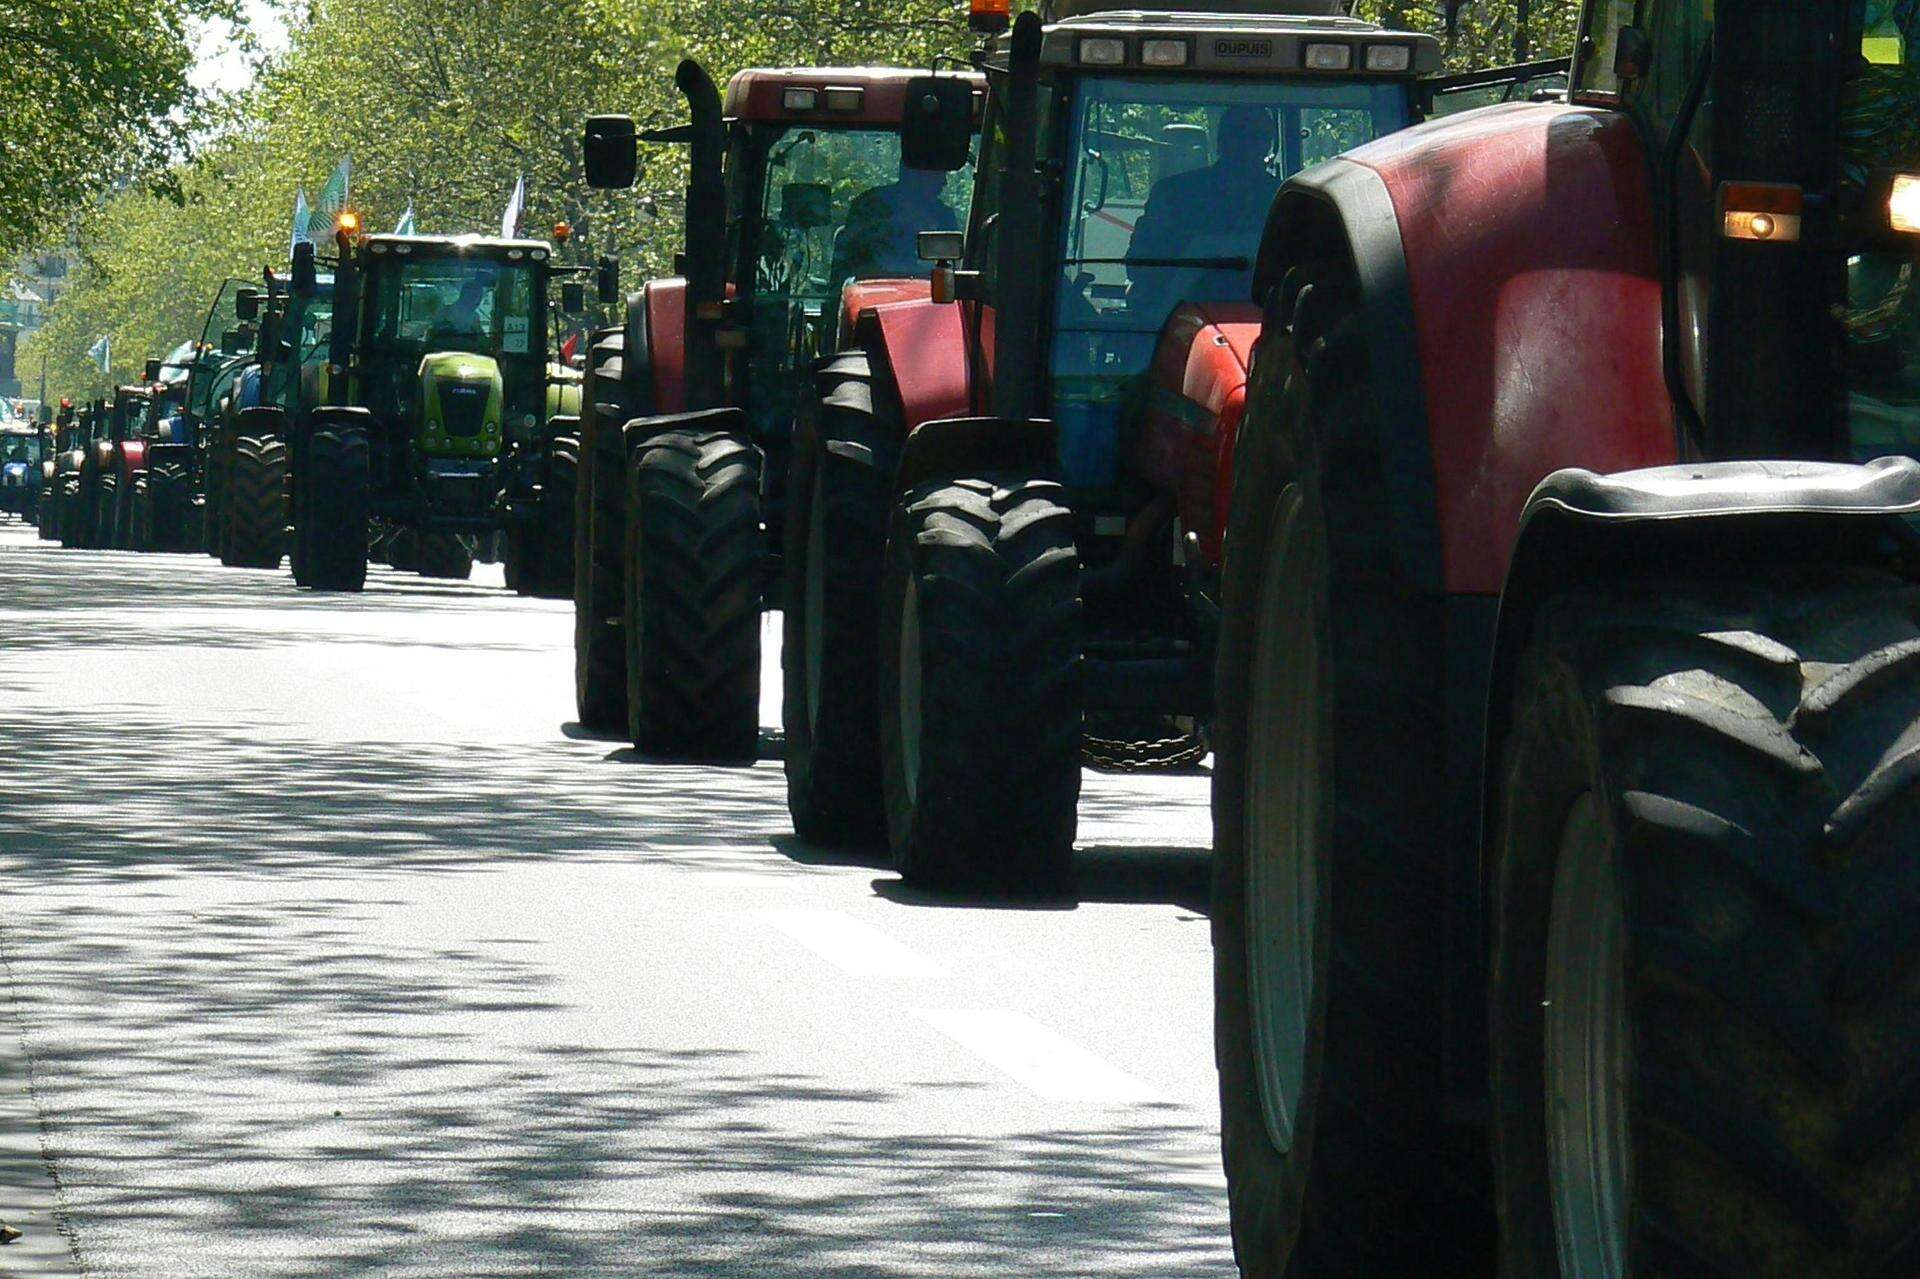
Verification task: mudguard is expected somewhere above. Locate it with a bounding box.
[1254,102,1676,595]
[895,417,1059,494]
[838,278,932,352]
[623,405,747,457]
[236,405,287,434]
[627,279,687,417]
[117,440,149,479]
[1135,302,1262,570]
[853,298,972,435]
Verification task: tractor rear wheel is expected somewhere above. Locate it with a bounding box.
[1490,567,1920,1279]
[879,474,1081,892]
[623,430,763,761]
[149,461,190,551]
[575,329,635,731]
[58,480,83,548]
[414,532,472,581]
[782,356,895,846]
[532,435,578,599]
[299,427,368,592]
[1212,261,1492,1276]
[37,491,55,540]
[224,434,286,569]
[128,474,153,551]
[97,473,120,548]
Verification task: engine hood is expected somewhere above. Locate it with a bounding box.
[417,351,504,459]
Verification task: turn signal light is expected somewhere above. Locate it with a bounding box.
[1890,174,1920,234]
[969,0,1009,34]
[336,210,361,235]
[553,220,573,243]
[1719,181,1802,243]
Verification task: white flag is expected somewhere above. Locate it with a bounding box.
[500,175,525,238]
[87,335,110,374]
[309,156,352,239]
[290,188,312,255]
[393,201,417,236]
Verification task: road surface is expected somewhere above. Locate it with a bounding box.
[0,522,1230,1277]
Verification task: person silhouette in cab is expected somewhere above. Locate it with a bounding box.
[830,163,961,286]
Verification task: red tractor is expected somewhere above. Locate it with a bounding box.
[575,62,980,759]
[62,385,162,550]
[1211,0,1920,1275]
[795,1,1496,867]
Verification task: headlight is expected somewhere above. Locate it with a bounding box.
[1890,174,1920,234]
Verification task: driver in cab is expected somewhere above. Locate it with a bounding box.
[1125,105,1279,314]
[433,275,494,343]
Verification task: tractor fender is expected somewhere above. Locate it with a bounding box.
[626,279,686,416]
[119,440,149,478]
[852,298,972,435]
[621,405,748,458]
[1135,302,1261,570]
[1482,454,1920,872]
[236,405,287,434]
[838,278,932,352]
[1253,102,1676,596]
[894,416,1058,495]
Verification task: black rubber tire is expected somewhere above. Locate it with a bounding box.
[1212,262,1492,1276]
[127,473,153,552]
[300,427,368,592]
[414,531,472,580]
[879,474,1081,892]
[1489,568,1920,1278]
[36,491,56,540]
[149,461,190,551]
[782,354,896,846]
[575,329,636,731]
[623,430,763,761]
[224,434,286,569]
[97,473,120,549]
[57,479,82,548]
[532,435,578,599]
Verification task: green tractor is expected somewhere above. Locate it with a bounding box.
[275,224,590,592]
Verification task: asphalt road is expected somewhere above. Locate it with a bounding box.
[0,521,1231,1278]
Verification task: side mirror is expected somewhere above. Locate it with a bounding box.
[918,230,965,262]
[901,76,974,173]
[782,182,832,230]
[144,358,162,383]
[561,281,586,314]
[291,241,318,295]
[584,115,639,190]
[597,255,621,304]
[235,288,261,321]
[1614,25,1651,82]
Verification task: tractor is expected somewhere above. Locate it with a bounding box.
[1209,0,1920,1275]
[277,226,587,592]
[0,419,47,524]
[574,62,982,759]
[61,385,164,551]
[36,400,72,540]
[120,344,201,552]
[49,399,103,547]
[789,1,1517,868]
[161,279,267,556]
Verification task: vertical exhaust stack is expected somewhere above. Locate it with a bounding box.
[676,59,729,412]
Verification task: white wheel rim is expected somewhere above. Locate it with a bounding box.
[898,573,922,808]
[1243,490,1319,1155]
[805,472,826,734]
[1546,792,1632,1279]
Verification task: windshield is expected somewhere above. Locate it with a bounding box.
[1844,3,1920,460]
[0,436,41,465]
[369,256,539,358]
[1050,74,1410,488]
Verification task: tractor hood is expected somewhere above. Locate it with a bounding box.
[545,362,582,422]
[418,351,504,459]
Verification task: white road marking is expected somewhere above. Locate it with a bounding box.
[754,908,944,978]
[912,1008,1166,1104]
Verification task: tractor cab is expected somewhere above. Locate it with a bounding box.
[0,423,44,519]
[184,279,266,437]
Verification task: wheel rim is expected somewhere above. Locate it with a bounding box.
[898,573,923,808]
[1243,490,1320,1155]
[1546,792,1632,1279]
[804,471,827,735]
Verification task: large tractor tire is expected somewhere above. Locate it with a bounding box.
[97,473,121,549]
[575,329,636,731]
[623,430,763,760]
[1488,567,1920,1278]
[782,354,895,846]
[414,531,472,581]
[127,473,154,552]
[299,427,368,592]
[879,473,1081,892]
[1212,262,1492,1276]
[224,434,287,569]
[57,480,83,548]
[532,434,578,599]
[149,460,191,551]
[38,486,58,540]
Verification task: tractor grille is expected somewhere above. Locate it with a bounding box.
[440,382,490,438]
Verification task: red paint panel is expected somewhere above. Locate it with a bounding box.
[840,278,930,350]
[1352,104,1675,594]
[1136,302,1261,565]
[645,280,688,415]
[726,68,983,127]
[119,440,148,477]
[864,297,972,431]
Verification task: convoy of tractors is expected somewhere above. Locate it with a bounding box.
[24,0,1920,1273]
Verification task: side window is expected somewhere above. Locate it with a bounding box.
[1574,0,1636,99]
[964,88,1008,298]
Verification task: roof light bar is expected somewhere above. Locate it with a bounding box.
[823,86,865,112]
[781,87,820,112]
[1302,42,1353,71]
[1364,43,1412,72]
[1078,35,1128,66]
[1140,37,1190,67]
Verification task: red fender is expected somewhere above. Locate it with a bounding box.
[856,295,973,433]
[119,440,148,478]
[839,278,933,351]
[642,279,688,416]
[1349,104,1676,593]
[1137,302,1262,570]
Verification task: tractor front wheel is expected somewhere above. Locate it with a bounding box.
[531,435,578,599]
[782,358,895,847]
[128,474,153,551]
[224,434,286,569]
[623,430,763,761]
[574,329,636,731]
[1489,568,1920,1278]
[299,428,368,592]
[879,474,1081,892]
[149,461,190,551]
[97,473,120,549]
[414,532,472,581]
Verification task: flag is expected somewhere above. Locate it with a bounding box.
[393,201,417,236]
[500,175,525,238]
[559,331,581,365]
[87,335,110,375]
[308,156,352,240]
[290,188,312,255]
